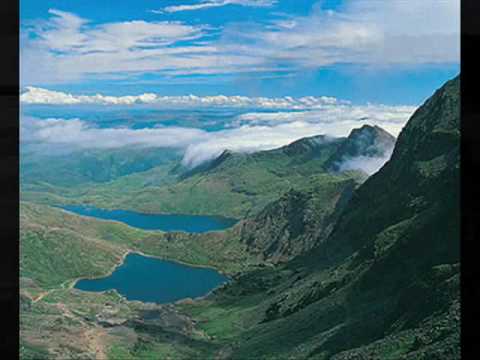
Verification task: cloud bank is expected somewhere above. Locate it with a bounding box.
[21,86,343,108]
[21,97,415,169]
[233,105,415,136]
[20,88,414,172]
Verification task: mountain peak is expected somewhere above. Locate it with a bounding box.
[346,124,396,153]
[281,134,335,157]
[325,125,396,173]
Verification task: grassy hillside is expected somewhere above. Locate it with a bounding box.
[20,147,182,187]
[19,201,260,359]
[21,131,376,218]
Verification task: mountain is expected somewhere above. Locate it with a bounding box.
[281,135,341,158]
[21,128,385,218]
[325,124,396,173]
[20,147,182,187]
[176,149,235,180]
[181,75,460,359]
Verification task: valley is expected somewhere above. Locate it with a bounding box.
[20,76,460,359]
[20,125,390,218]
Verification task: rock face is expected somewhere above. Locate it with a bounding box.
[237,177,357,263]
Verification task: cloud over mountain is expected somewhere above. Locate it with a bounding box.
[21,95,415,169]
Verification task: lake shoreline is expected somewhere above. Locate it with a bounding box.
[58,204,238,234]
[51,200,242,220]
[70,249,231,305]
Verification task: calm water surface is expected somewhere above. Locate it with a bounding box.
[75,253,229,303]
[61,205,237,233]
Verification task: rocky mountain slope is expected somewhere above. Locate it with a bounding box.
[181,75,460,359]
[236,173,357,263]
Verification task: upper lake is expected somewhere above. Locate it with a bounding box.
[61,205,237,233]
[75,253,229,304]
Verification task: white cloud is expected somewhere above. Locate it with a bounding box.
[336,151,393,176]
[169,111,408,169]
[21,98,415,168]
[158,0,276,13]
[21,87,158,105]
[20,1,459,85]
[228,0,460,69]
[20,86,344,109]
[233,104,416,137]
[36,9,206,53]
[21,9,219,84]
[181,121,338,167]
[21,116,208,150]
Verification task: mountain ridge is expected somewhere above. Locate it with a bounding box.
[183,75,460,359]
[22,125,393,218]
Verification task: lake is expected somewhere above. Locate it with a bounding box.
[74,253,229,303]
[61,205,237,233]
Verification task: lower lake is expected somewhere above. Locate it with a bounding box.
[74,253,229,304]
[61,205,237,233]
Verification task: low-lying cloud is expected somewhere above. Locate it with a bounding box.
[21,117,207,150]
[336,151,393,175]
[233,105,414,137]
[21,96,415,169]
[181,122,339,167]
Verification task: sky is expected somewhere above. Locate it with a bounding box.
[20,0,459,104]
[20,0,460,171]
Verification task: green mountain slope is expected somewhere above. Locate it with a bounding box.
[21,147,182,187]
[21,127,388,218]
[181,75,460,359]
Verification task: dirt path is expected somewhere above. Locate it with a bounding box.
[84,327,109,359]
[31,290,52,303]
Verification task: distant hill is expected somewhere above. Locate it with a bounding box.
[21,126,393,218]
[20,147,182,186]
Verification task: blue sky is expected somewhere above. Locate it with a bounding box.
[20,0,459,105]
